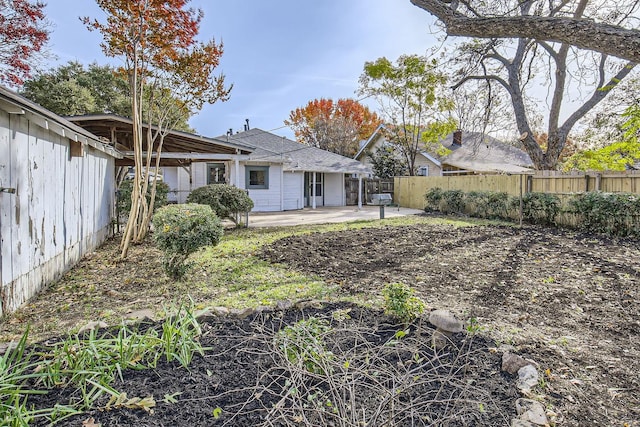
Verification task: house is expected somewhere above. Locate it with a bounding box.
[69,116,372,211]
[66,114,254,204]
[0,87,122,316]
[355,126,533,176]
[188,128,372,211]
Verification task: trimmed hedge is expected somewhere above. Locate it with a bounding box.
[424,187,640,237]
[186,184,254,226]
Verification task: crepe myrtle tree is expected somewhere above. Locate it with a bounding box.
[0,0,50,85]
[410,0,639,170]
[84,0,231,258]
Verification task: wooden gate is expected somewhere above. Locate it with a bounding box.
[345,178,395,205]
[345,178,359,205]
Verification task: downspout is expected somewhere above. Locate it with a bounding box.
[280,166,284,211]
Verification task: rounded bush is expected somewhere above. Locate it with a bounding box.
[152,204,223,279]
[186,184,254,225]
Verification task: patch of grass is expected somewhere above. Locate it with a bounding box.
[0,214,493,344]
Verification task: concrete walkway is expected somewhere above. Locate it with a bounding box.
[246,205,424,227]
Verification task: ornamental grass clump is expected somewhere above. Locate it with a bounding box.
[152,204,223,279]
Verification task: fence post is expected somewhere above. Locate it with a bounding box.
[519,174,524,228]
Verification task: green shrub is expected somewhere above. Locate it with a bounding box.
[424,188,444,212]
[118,179,169,214]
[382,283,425,324]
[568,192,640,236]
[515,192,560,225]
[186,184,254,226]
[152,204,223,279]
[276,318,333,374]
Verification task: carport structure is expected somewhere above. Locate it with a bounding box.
[68,114,253,185]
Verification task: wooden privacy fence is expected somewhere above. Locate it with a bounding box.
[395,171,640,210]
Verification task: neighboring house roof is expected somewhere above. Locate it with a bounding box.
[68,114,253,167]
[225,128,372,175]
[354,124,533,174]
[354,123,385,161]
[438,131,533,173]
[0,86,122,159]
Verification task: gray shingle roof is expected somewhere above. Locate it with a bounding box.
[437,131,533,173]
[223,128,372,175]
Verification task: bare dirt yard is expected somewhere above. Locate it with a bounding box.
[1,216,638,426]
[261,221,640,426]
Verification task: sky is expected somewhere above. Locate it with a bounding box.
[43,0,439,140]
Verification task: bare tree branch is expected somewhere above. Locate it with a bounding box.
[411,0,640,63]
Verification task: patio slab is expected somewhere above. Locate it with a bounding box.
[246,205,424,227]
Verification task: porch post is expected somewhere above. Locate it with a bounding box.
[235,150,240,187]
[312,172,317,210]
[358,174,363,210]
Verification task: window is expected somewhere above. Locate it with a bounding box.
[207,163,226,184]
[417,166,429,176]
[246,166,269,189]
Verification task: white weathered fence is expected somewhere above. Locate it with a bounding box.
[0,88,121,316]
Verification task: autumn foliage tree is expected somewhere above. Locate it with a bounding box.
[0,0,49,85]
[84,0,231,258]
[285,98,382,157]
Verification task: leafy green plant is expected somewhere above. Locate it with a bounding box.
[382,283,425,323]
[187,184,254,226]
[276,318,333,374]
[424,187,444,212]
[118,178,169,214]
[153,203,224,279]
[568,191,640,236]
[512,192,560,225]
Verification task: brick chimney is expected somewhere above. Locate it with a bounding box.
[452,129,462,146]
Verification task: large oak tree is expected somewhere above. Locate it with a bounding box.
[411,0,639,170]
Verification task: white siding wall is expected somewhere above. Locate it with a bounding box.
[246,163,282,212]
[323,173,345,206]
[283,171,304,210]
[0,111,116,316]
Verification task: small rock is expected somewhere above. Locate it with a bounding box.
[502,352,532,375]
[125,308,156,321]
[431,329,450,349]
[515,398,549,425]
[295,300,324,310]
[78,321,108,334]
[276,300,293,310]
[517,365,539,392]
[230,307,255,319]
[209,306,230,317]
[104,289,119,298]
[429,309,463,333]
[511,419,537,427]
